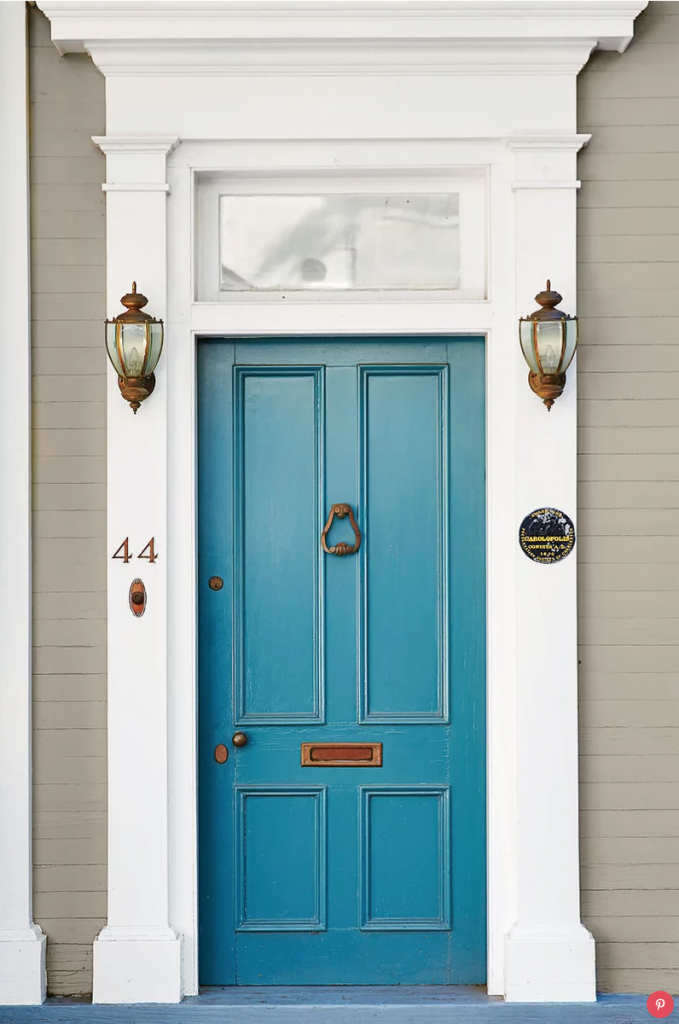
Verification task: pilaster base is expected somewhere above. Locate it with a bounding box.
[0,927,46,1005]
[505,925,596,1002]
[93,927,182,1004]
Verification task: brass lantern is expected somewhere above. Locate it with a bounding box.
[519,280,578,411]
[105,283,164,413]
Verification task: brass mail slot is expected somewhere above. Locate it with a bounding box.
[301,742,383,767]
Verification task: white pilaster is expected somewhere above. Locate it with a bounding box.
[0,2,47,1005]
[92,136,182,1005]
[504,133,595,1003]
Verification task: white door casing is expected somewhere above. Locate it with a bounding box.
[31,0,649,1006]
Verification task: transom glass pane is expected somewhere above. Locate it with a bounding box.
[219,194,460,292]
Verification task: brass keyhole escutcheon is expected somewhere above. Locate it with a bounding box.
[209,576,224,591]
[129,578,146,617]
[232,732,248,748]
[214,744,228,764]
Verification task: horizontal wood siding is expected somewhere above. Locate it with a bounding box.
[578,0,679,995]
[29,7,106,996]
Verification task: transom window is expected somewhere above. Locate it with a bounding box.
[196,173,487,302]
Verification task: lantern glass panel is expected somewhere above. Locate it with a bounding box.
[535,320,565,374]
[562,318,578,372]
[106,322,124,376]
[519,320,539,373]
[119,323,148,376]
[146,322,164,376]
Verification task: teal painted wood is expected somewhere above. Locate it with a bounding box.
[0,993,655,1023]
[198,337,486,986]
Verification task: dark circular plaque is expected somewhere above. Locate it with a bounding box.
[519,508,575,564]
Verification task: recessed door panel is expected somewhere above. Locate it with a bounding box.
[360,787,451,930]
[198,337,485,986]
[234,367,325,724]
[359,367,448,723]
[236,787,327,931]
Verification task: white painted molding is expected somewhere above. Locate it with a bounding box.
[54,42,601,79]
[512,181,581,190]
[92,134,182,1005]
[506,134,595,1003]
[0,1,46,1005]
[93,135,180,156]
[505,133,592,152]
[102,183,171,193]
[38,1,649,53]
[39,0,648,73]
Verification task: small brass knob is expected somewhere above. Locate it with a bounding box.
[232,732,248,748]
[130,591,145,606]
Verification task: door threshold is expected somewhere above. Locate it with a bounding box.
[197,986,498,1006]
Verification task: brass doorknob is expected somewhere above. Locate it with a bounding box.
[232,732,248,748]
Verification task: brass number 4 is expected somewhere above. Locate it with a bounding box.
[112,538,131,563]
[138,538,158,564]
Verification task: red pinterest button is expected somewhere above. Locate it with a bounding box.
[648,992,674,1018]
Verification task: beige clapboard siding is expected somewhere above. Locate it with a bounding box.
[577,0,679,994]
[29,7,106,997]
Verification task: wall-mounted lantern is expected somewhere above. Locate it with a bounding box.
[105,283,164,413]
[519,280,578,411]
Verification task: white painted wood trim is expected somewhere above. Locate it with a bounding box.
[0,1,46,1005]
[39,1,648,61]
[91,135,182,1006]
[37,1,648,1007]
[505,132,595,1003]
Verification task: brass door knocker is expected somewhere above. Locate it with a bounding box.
[321,503,362,556]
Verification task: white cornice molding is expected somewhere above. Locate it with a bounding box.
[38,1,648,75]
[505,133,592,151]
[85,40,599,78]
[93,135,179,156]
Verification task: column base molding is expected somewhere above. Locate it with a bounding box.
[504,925,596,1002]
[0,926,46,1005]
[93,926,182,1004]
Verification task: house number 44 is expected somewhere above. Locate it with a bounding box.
[112,538,158,564]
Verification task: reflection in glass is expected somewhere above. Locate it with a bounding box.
[220,194,460,291]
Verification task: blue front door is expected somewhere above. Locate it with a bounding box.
[198,337,485,986]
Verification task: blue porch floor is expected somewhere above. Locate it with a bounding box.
[0,989,657,1024]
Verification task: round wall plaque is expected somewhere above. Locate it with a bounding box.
[519,508,575,564]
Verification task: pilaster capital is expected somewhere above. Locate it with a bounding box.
[93,136,180,191]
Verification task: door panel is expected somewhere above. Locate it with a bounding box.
[360,787,451,930]
[198,337,485,986]
[234,367,325,724]
[359,366,448,723]
[235,787,327,931]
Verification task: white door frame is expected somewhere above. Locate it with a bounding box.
[29,0,648,1006]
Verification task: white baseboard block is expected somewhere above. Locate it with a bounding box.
[504,925,596,1003]
[0,927,46,1005]
[93,928,182,1004]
